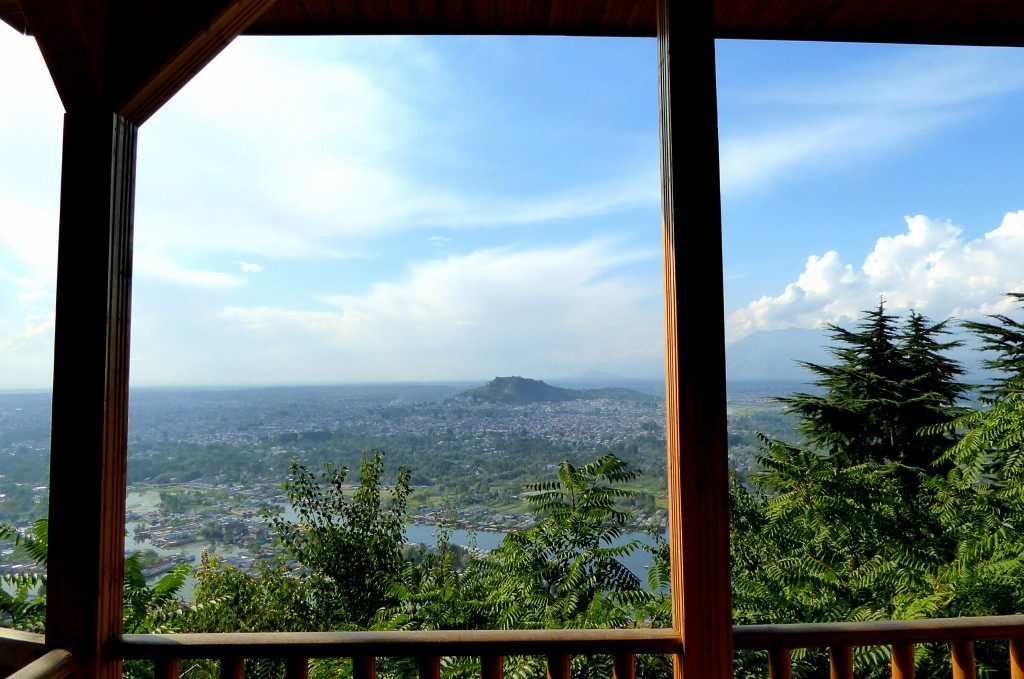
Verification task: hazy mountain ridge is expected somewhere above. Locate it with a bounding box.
[457,376,657,404]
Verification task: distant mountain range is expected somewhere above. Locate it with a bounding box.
[456,376,658,405]
[726,327,989,382]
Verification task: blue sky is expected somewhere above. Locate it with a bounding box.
[2,30,1024,388]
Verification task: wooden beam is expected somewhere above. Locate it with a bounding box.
[112,0,278,124]
[657,0,732,678]
[45,110,137,679]
[17,0,275,124]
[16,0,109,111]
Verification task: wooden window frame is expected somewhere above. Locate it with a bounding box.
[33,2,733,678]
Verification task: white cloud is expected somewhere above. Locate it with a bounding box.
[729,210,1024,341]
[235,261,263,273]
[0,312,55,389]
[720,48,1024,197]
[133,37,656,263]
[168,239,666,385]
[134,249,241,288]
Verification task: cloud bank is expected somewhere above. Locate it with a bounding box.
[729,211,1024,341]
[129,239,664,386]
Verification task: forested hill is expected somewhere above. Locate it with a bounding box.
[457,376,657,404]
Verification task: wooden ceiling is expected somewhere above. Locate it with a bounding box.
[3,0,1024,45]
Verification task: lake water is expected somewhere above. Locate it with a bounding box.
[124,491,667,600]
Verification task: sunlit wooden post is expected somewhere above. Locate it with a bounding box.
[830,645,854,679]
[891,643,915,679]
[613,653,636,679]
[658,1,733,678]
[1010,638,1024,679]
[951,641,975,679]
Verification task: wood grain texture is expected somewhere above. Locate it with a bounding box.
[153,659,178,679]
[46,110,137,679]
[418,656,440,679]
[735,615,1024,648]
[545,654,569,679]
[114,0,279,123]
[17,0,109,111]
[767,648,792,679]
[658,1,732,679]
[112,629,680,660]
[5,649,76,679]
[950,640,975,679]
[480,654,503,679]
[352,655,376,679]
[1011,638,1024,679]
[828,645,853,679]
[612,653,635,679]
[0,629,46,676]
[15,1,1024,45]
[891,643,915,679]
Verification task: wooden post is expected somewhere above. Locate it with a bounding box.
[1011,638,1024,679]
[352,655,376,679]
[480,654,503,679]
[45,110,137,679]
[891,643,915,679]
[285,658,309,679]
[657,1,732,679]
[220,658,244,679]
[419,656,441,679]
[154,659,179,679]
[613,653,635,679]
[829,646,853,679]
[767,649,792,679]
[547,654,571,679]
[951,641,975,679]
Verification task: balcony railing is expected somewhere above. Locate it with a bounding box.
[8,616,1024,679]
[733,614,1024,679]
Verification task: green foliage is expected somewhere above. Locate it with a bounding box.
[269,449,411,628]
[0,520,47,631]
[484,455,646,629]
[732,296,1024,679]
[777,302,966,469]
[0,519,187,637]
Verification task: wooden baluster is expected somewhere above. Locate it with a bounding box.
[154,659,179,679]
[221,657,244,679]
[547,654,571,679]
[951,641,975,679]
[891,643,915,679]
[768,648,792,679]
[420,656,441,679]
[830,646,853,679]
[613,653,636,679]
[481,654,504,679]
[286,658,309,679]
[1011,638,1024,679]
[353,655,377,679]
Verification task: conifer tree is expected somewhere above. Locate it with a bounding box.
[962,292,1024,393]
[777,301,966,469]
